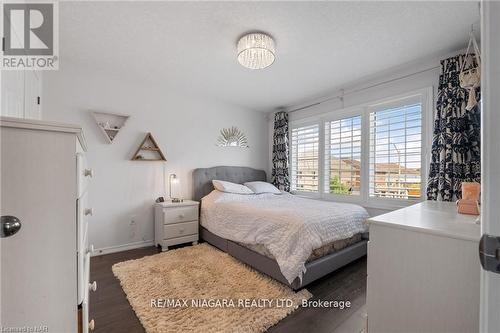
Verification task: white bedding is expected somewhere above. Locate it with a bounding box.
[200,190,369,284]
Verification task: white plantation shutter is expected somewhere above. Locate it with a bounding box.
[291,124,319,192]
[324,115,362,195]
[369,103,423,199]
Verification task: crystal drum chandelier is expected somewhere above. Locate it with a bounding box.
[237,33,275,70]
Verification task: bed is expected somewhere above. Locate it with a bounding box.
[193,166,369,290]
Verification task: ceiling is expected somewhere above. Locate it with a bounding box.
[59,1,480,112]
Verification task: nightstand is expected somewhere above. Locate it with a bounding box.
[154,200,199,251]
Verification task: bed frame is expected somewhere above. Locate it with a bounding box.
[192,166,368,290]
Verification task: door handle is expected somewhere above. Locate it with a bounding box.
[1,216,22,238]
[479,234,500,274]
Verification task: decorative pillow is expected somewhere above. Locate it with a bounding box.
[244,181,281,194]
[212,180,253,194]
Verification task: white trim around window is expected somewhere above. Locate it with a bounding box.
[289,87,433,210]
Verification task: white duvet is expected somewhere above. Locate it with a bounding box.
[201,191,369,284]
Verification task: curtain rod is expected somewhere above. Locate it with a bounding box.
[288,65,440,113]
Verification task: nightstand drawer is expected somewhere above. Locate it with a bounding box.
[163,206,198,224]
[162,234,198,247]
[164,221,198,239]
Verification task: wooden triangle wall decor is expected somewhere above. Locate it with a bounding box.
[131,133,167,161]
[91,111,130,144]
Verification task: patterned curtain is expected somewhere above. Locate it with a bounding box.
[271,111,290,192]
[427,54,481,201]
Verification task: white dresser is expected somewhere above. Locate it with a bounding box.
[366,201,480,333]
[154,200,199,251]
[0,117,96,333]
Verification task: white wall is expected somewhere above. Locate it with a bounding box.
[42,62,268,254]
[268,49,466,217]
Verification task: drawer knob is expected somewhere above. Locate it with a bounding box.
[89,319,95,331]
[84,208,93,216]
[179,228,184,234]
[89,281,97,292]
[84,169,93,178]
[178,214,185,219]
[87,244,94,255]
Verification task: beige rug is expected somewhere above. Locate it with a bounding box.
[112,243,311,333]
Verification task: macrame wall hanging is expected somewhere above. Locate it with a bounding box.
[459,27,481,111]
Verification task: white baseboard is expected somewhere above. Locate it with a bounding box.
[92,240,155,257]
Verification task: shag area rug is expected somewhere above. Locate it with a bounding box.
[112,243,311,333]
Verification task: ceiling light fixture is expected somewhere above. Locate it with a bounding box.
[237,32,275,70]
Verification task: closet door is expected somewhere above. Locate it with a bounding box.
[1,71,25,118]
[0,70,42,120]
[24,71,42,120]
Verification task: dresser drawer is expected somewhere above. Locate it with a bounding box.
[76,152,92,198]
[164,221,198,239]
[163,206,198,224]
[77,192,92,252]
[78,238,90,305]
[81,252,95,333]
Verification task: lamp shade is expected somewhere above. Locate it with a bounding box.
[170,174,179,184]
[237,33,275,70]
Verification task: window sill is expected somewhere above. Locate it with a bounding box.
[290,191,423,210]
[290,191,321,199]
[365,198,423,210]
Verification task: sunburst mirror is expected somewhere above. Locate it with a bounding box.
[216,126,249,148]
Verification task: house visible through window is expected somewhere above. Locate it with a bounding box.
[291,124,319,192]
[369,103,422,199]
[324,115,362,195]
[288,90,427,207]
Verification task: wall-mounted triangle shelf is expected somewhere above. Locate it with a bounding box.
[131,133,166,161]
[91,111,129,143]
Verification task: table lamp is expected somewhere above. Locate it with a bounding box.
[169,174,181,203]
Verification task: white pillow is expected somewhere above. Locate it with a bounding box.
[244,181,281,194]
[212,180,253,194]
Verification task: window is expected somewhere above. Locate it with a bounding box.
[324,115,362,195]
[369,103,422,200]
[291,124,319,192]
[288,89,428,207]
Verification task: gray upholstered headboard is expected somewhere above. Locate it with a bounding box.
[192,166,267,201]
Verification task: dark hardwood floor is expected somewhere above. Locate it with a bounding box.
[90,245,367,333]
